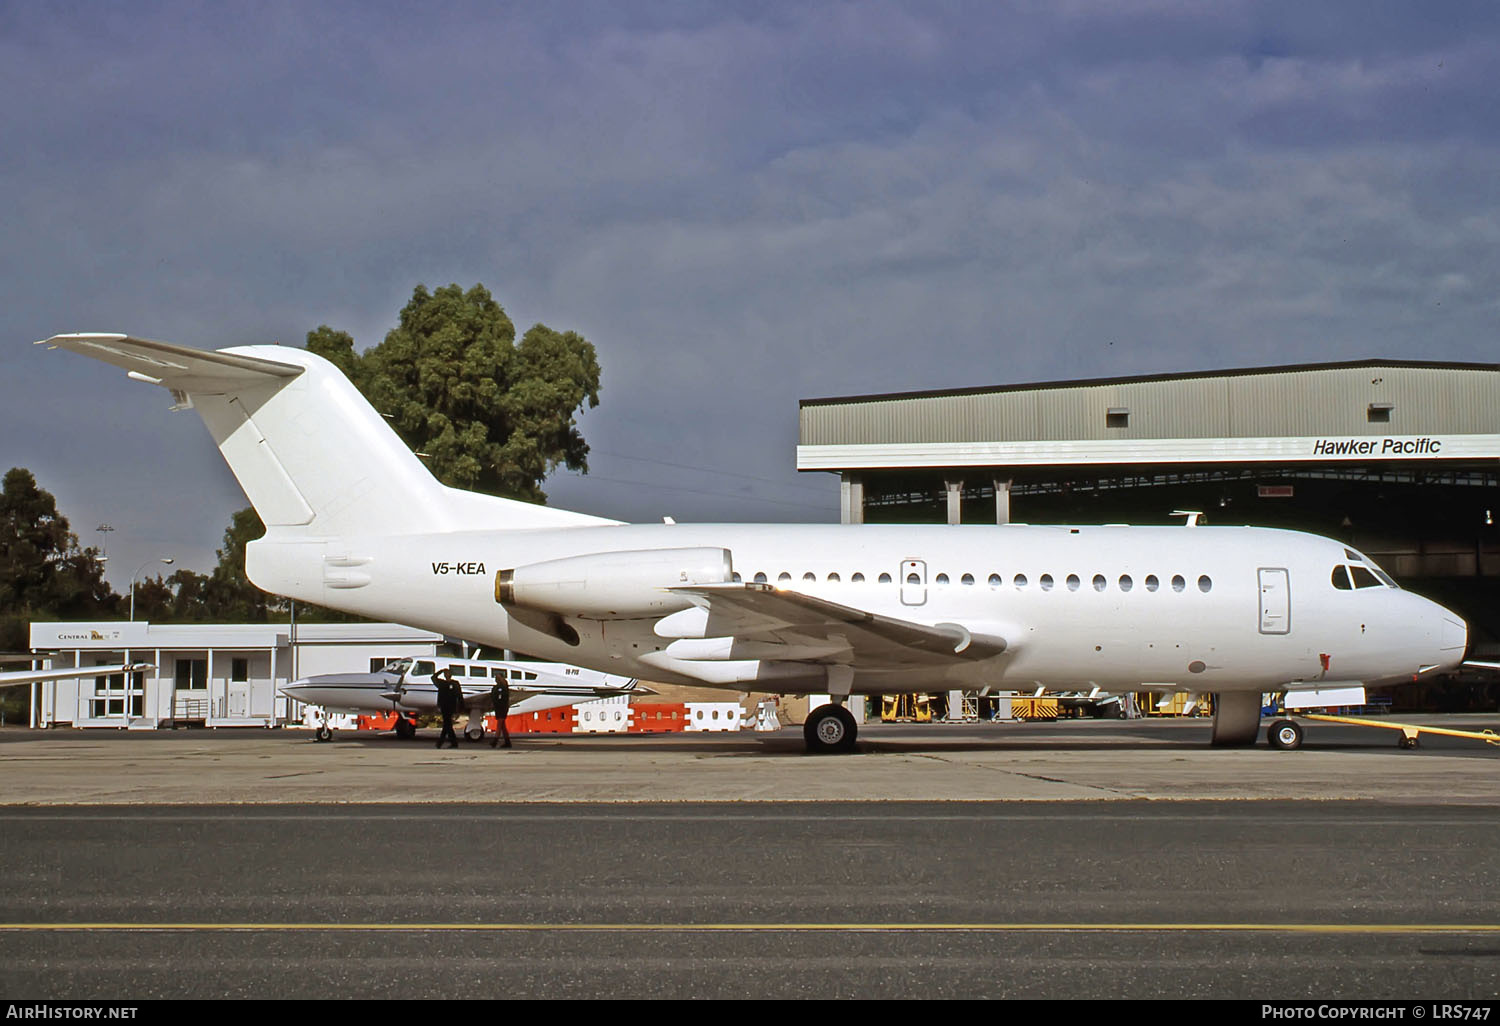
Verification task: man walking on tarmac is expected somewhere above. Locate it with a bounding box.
[490,673,512,749]
[433,667,460,749]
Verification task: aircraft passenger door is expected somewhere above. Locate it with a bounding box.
[1258,568,1291,635]
[900,560,927,606]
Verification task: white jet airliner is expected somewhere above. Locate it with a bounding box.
[282,655,646,742]
[41,334,1470,753]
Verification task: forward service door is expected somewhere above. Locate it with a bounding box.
[1258,567,1291,635]
[900,560,927,606]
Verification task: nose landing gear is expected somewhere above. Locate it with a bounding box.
[1267,719,1303,750]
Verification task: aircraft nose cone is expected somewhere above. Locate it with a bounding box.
[279,678,312,698]
[1441,616,1468,653]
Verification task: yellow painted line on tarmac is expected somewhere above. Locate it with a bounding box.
[1,922,1498,934]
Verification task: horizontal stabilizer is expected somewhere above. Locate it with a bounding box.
[0,663,155,689]
[36,334,302,391]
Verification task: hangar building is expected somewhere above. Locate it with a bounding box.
[798,359,1500,707]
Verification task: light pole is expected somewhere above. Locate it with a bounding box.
[130,557,174,621]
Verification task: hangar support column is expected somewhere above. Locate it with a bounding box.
[840,474,864,525]
[994,478,1011,525]
[945,479,964,525]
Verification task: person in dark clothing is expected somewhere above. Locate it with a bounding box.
[433,668,460,749]
[490,674,512,749]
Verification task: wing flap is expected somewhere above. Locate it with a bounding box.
[668,582,1006,666]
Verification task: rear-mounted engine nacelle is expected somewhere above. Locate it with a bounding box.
[496,547,733,620]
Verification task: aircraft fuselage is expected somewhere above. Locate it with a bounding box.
[249,522,1465,696]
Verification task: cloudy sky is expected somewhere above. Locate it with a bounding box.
[3,1,1498,587]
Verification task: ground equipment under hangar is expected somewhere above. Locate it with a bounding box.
[798,359,1500,712]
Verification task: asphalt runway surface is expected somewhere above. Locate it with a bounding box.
[0,802,1496,1000]
[1,718,1496,1000]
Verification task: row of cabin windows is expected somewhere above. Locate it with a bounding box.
[734,571,1213,593]
[373,658,539,682]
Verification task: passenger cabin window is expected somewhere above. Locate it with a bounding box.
[1119,575,1133,592]
[879,573,892,584]
[732,572,742,583]
[1066,574,1080,591]
[754,572,767,584]
[1015,574,1028,588]
[1040,574,1054,591]
[1144,575,1159,592]
[1092,574,1107,592]
[1171,575,1186,593]
[961,574,974,586]
[988,574,1001,587]
[935,573,949,585]
[828,573,840,582]
[414,661,435,677]
[852,573,865,583]
[778,572,792,582]
[1197,575,1213,593]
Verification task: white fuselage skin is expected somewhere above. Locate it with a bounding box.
[249,522,1467,697]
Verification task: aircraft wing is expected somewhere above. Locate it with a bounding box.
[458,679,651,703]
[666,582,1007,667]
[0,663,154,688]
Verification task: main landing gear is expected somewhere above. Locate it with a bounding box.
[393,715,418,740]
[803,703,858,754]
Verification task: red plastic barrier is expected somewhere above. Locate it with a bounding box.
[357,712,400,731]
[626,703,689,733]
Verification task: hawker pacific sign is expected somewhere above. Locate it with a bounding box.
[1312,437,1443,456]
[798,433,1500,470]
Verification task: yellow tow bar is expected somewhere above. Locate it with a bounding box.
[1298,713,1500,749]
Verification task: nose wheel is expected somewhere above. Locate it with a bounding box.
[1267,719,1303,750]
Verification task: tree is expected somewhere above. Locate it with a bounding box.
[0,468,118,651]
[202,506,274,622]
[309,284,601,502]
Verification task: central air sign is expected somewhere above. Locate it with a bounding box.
[1312,437,1443,456]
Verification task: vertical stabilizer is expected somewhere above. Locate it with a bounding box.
[40,334,617,537]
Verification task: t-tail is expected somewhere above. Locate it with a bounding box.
[37,334,618,544]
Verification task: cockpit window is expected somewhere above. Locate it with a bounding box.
[1344,548,1362,561]
[1372,567,1397,588]
[1331,566,1352,590]
[381,658,413,674]
[1350,566,1381,589]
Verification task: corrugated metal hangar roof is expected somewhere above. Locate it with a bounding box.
[798,359,1500,470]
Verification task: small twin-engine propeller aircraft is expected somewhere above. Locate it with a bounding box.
[43,333,1473,753]
[281,655,645,742]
